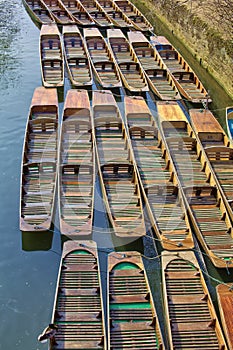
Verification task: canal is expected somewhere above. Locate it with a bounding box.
[0,1,232,349]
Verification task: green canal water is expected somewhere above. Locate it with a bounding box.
[0,1,232,349]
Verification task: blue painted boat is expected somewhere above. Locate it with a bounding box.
[226,106,233,140]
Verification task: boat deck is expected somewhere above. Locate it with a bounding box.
[108,251,164,349]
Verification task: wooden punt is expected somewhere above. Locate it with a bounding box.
[96,0,133,28]
[151,36,211,104]
[84,28,122,89]
[92,90,145,238]
[226,106,233,140]
[157,101,233,268]
[216,283,233,350]
[63,26,93,87]
[60,0,95,25]
[59,90,94,237]
[189,108,233,222]
[22,0,55,25]
[127,31,181,100]
[40,24,64,87]
[124,95,194,250]
[42,0,76,24]
[107,28,149,92]
[20,86,58,232]
[50,240,106,349]
[108,251,164,349]
[113,0,153,31]
[162,250,227,350]
[79,0,113,26]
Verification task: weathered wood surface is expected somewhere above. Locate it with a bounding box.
[108,251,164,349]
[50,240,106,349]
[92,90,145,238]
[125,95,194,250]
[59,90,94,237]
[162,251,227,350]
[20,87,58,232]
[216,283,233,350]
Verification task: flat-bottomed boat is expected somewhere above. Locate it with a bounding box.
[92,90,145,238]
[60,0,95,25]
[151,36,211,103]
[108,251,164,349]
[49,240,106,349]
[79,0,113,26]
[63,26,93,87]
[157,101,233,268]
[20,86,58,232]
[42,0,76,24]
[162,250,227,350]
[23,0,55,25]
[40,24,64,87]
[107,28,149,92]
[216,283,233,350]
[125,95,193,250]
[127,31,181,100]
[84,28,122,89]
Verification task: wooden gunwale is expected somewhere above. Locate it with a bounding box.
[50,240,106,349]
[40,24,64,87]
[216,283,233,350]
[157,101,233,268]
[22,0,56,25]
[95,0,133,27]
[78,0,114,26]
[113,0,153,31]
[92,90,145,238]
[59,0,95,25]
[62,26,93,87]
[124,95,194,250]
[226,106,233,141]
[162,250,227,350]
[150,36,211,103]
[58,89,94,237]
[20,86,58,232]
[107,28,149,92]
[108,251,164,349]
[127,31,181,100]
[84,28,122,89]
[189,108,233,223]
[41,0,76,24]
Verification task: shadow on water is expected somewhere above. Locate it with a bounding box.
[21,230,54,251]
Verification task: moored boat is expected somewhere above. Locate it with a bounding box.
[226,106,233,140]
[42,0,76,24]
[92,90,145,238]
[108,251,164,349]
[79,0,113,26]
[60,0,95,25]
[162,250,227,350]
[40,24,64,87]
[96,0,132,28]
[22,0,55,25]
[151,35,211,103]
[49,240,106,349]
[20,86,58,232]
[84,28,122,89]
[113,0,153,31]
[127,31,181,100]
[189,108,233,222]
[125,95,194,250]
[216,283,233,350]
[107,28,149,92]
[59,89,94,237]
[157,101,233,268]
[63,26,93,87]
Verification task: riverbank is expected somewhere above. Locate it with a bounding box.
[132,0,233,100]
